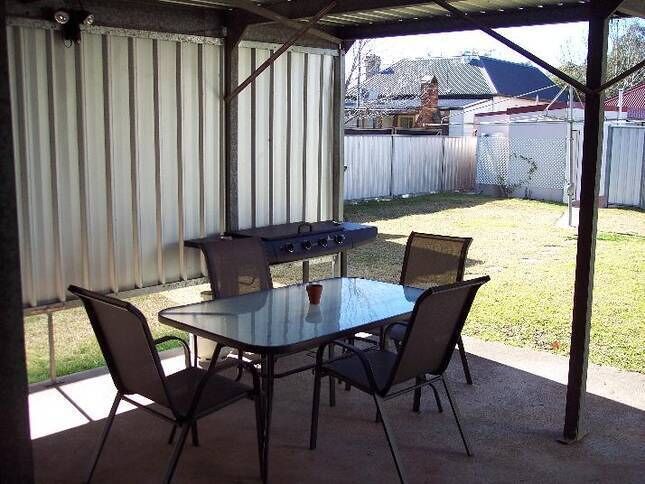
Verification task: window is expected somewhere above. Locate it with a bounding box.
[398,116,415,128]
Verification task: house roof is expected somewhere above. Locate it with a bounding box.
[349,55,564,104]
[605,83,645,120]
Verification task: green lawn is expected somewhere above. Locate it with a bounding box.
[24,194,645,383]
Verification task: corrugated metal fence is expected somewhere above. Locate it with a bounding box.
[605,125,645,208]
[8,22,225,308]
[8,20,338,309]
[344,135,477,200]
[237,44,336,229]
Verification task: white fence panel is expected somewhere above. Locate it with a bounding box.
[344,134,477,201]
[444,137,477,191]
[343,135,392,200]
[392,136,443,196]
[606,125,645,208]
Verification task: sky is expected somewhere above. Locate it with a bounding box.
[350,21,590,69]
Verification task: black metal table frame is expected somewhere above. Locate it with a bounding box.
[159,300,413,483]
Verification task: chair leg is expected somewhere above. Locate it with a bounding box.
[86,393,121,483]
[413,376,423,413]
[457,336,473,385]
[345,338,353,391]
[309,367,323,450]
[192,333,199,367]
[328,345,336,407]
[429,382,443,413]
[167,425,177,445]
[373,395,407,484]
[191,422,199,447]
[441,376,472,457]
[163,423,190,484]
[235,349,244,381]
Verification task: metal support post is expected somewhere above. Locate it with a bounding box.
[47,312,57,384]
[0,1,35,478]
[562,0,611,443]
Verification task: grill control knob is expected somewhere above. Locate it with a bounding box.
[318,238,328,248]
[334,234,346,245]
[284,243,295,253]
[302,240,313,251]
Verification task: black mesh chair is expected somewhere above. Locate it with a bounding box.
[202,237,273,299]
[389,232,475,386]
[310,277,490,484]
[68,285,264,484]
[196,237,273,368]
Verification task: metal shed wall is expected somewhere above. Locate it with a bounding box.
[236,43,336,229]
[8,21,224,308]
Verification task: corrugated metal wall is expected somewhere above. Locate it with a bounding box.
[236,43,336,229]
[343,135,392,200]
[344,135,476,200]
[8,22,224,307]
[605,125,645,208]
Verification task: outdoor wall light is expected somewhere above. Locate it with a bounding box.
[54,9,95,46]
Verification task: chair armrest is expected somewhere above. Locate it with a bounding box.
[316,340,379,391]
[154,336,191,368]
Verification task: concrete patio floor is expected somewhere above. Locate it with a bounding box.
[29,337,644,483]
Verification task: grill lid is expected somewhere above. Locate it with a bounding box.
[231,221,344,240]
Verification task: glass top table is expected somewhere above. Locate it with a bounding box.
[158,277,423,355]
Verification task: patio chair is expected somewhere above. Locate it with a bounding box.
[201,236,337,406]
[389,232,475,386]
[310,276,489,484]
[68,285,264,484]
[196,236,273,367]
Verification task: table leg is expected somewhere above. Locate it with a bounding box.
[261,355,275,483]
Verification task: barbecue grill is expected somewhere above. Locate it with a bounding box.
[185,220,377,265]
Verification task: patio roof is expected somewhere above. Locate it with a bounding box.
[159,0,643,38]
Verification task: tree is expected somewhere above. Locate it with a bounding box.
[558,18,645,97]
[345,39,374,91]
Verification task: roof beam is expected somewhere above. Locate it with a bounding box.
[225,1,336,102]
[597,58,645,93]
[429,1,591,94]
[336,4,592,40]
[217,0,341,43]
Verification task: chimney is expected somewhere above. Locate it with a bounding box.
[364,54,381,79]
[415,76,441,127]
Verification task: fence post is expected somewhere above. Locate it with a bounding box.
[641,130,645,209]
[602,125,613,208]
[441,136,446,193]
[389,132,395,197]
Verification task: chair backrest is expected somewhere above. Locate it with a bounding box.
[400,232,472,287]
[201,237,273,298]
[388,276,490,390]
[68,285,171,407]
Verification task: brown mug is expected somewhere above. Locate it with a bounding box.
[306,283,323,305]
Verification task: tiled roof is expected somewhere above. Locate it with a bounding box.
[348,55,564,108]
[605,83,645,120]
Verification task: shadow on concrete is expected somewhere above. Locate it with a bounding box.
[31,352,644,483]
